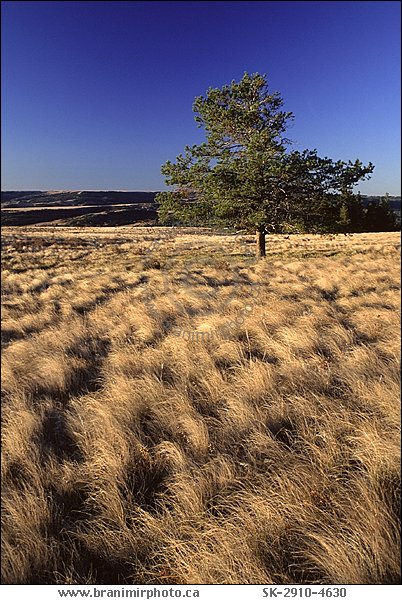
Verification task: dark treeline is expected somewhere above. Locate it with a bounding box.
[297,193,400,234]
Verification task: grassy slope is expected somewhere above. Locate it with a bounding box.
[1,228,401,584]
[1,191,158,207]
[1,191,158,226]
[1,205,157,227]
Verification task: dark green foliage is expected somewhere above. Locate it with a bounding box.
[156,73,375,242]
[363,195,400,232]
[334,193,399,233]
[335,192,364,233]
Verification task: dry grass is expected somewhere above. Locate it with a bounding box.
[1,227,401,584]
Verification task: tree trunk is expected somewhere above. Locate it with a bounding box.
[256,229,266,258]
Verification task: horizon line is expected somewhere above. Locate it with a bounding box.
[0,189,161,193]
[1,189,401,196]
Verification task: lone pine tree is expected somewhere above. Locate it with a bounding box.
[156,73,374,257]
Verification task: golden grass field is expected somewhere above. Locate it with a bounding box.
[1,226,401,584]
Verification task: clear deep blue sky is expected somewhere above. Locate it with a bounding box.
[1,1,401,194]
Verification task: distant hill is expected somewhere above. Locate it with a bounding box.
[1,190,159,226]
[1,190,158,208]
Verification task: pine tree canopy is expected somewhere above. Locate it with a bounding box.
[156,73,374,239]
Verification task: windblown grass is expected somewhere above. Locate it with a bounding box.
[1,228,400,584]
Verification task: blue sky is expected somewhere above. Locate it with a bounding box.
[1,1,400,194]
